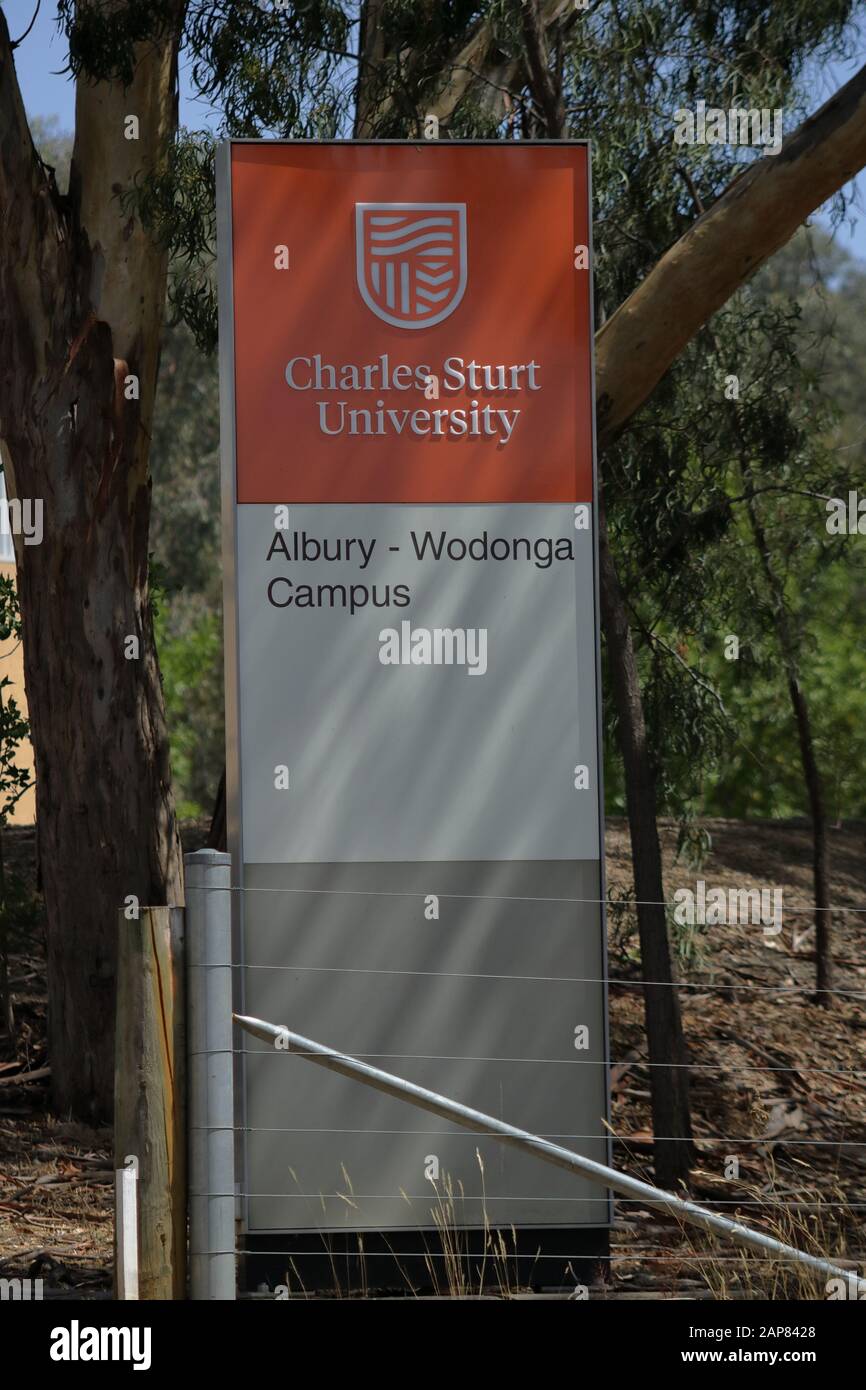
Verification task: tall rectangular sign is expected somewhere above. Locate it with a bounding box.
[217,141,610,1237]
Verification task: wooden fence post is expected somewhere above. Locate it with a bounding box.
[115,905,186,1299]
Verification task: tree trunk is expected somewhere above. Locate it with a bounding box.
[207,768,227,853]
[742,486,833,1001]
[598,499,693,1186]
[521,0,566,135]
[0,8,185,1118]
[788,678,832,998]
[354,0,389,137]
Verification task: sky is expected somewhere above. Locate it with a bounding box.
[7,0,866,261]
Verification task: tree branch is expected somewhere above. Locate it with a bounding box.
[595,63,866,450]
[353,0,389,137]
[10,0,41,50]
[425,0,572,127]
[521,0,566,135]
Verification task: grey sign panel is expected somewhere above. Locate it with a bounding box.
[242,861,606,1231]
[237,504,600,864]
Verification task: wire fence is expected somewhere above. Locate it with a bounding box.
[188,878,866,914]
[185,857,866,1298]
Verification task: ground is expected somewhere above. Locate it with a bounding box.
[1,817,864,1297]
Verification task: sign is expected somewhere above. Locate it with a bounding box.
[217,141,610,1238]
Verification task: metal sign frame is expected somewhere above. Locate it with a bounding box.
[215,139,612,1250]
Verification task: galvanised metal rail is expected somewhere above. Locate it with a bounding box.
[234,1012,856,1288]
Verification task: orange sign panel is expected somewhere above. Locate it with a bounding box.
[229,143,593,504]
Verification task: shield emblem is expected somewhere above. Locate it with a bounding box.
[355,202,467,330]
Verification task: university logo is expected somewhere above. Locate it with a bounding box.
[355,203,467,329]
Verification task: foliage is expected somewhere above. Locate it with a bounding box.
[149,317,221,602]
[147,314,223,816]
[0,576,32,823]
[0,574,36,1040]
[155,602,224,819]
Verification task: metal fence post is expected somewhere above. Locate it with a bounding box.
[186,849,236,1300]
